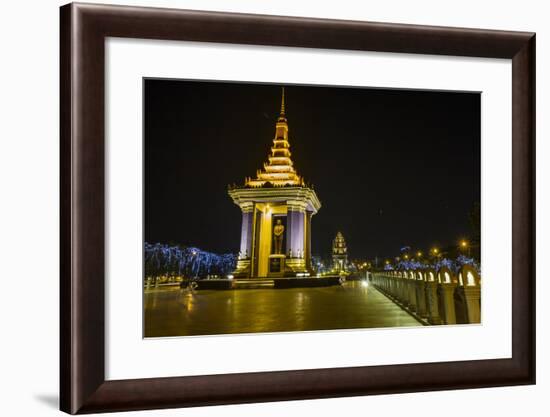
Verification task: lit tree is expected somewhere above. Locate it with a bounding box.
[144,243,237,280]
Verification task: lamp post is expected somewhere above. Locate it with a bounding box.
[430,247,440,267]
[459,239,470,257]
[191,250,198,279]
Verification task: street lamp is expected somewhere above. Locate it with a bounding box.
[459,239,470,257]
[416,251,422,258]
[430,248,440,264]
[191,250,198,278]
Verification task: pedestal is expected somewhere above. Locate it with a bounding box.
[285,257,307,275]
[268,254,286,278]
[233,258,251,278]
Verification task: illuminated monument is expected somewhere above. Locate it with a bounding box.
[332,231,348,272]
[228,88,321,278]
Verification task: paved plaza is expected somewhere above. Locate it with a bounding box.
[144,281,422,337]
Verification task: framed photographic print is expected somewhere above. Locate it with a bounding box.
[60,2,535,414]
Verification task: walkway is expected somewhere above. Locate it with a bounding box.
[144,281,423,337]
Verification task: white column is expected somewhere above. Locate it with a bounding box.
[238,202,254,259]
[287,200,307,259]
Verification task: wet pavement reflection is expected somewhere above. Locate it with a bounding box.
[144,281,422,337]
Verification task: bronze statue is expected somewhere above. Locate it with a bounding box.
[273,219,285,254]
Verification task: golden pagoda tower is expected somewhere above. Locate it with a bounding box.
[228,88,321,278]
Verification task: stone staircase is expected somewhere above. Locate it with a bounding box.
[233,278,275,289]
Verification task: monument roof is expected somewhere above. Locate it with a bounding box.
[244,88,305,188]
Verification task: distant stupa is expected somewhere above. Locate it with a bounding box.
[332,231,348,272]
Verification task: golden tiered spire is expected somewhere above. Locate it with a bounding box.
[245,88,305,188]
[280,87,285,116]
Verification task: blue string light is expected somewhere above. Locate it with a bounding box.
[385,256,480,273]
[144,242,237,279]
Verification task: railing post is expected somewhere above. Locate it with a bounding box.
[424,268,441,324]
[407,271,417,313]
[457,265,481,324]
[415,271,427,318]
[395,272,403,302]
[391,273,398,298]
[399,272,408,304]
[373,272,381,289]
[437,267,457,325]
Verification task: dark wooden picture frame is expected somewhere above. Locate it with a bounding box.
[60,2,535,414]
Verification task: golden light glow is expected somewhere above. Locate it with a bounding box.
[257,210,273,276]
[245,88,305,188]
[416,251,422,257]
[460,240,468,248]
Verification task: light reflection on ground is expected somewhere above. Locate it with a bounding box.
[144,281,422,337]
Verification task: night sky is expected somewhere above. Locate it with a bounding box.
[144,79,480,261]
